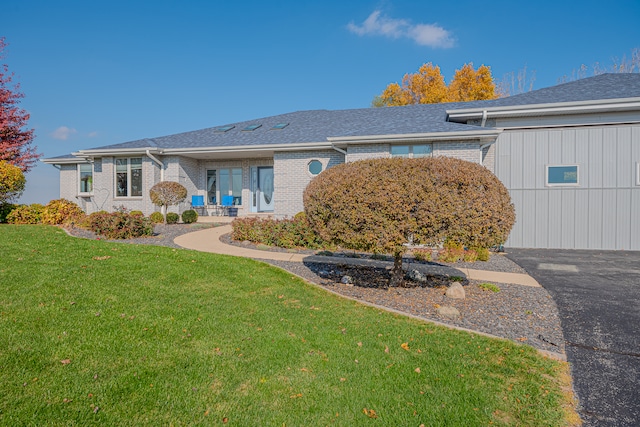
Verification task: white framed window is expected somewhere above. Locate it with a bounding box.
[391,144,432,158]
[219,168,242,205]
[78,163,93,194]
[546,165,579,186]
[308,159,323,176]
[115,158,143,197]
[636,162,640,186]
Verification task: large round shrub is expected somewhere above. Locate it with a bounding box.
[303,157,515,286]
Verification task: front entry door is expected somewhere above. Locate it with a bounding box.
[257,167,274,212]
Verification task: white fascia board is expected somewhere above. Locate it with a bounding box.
[447,97,640,121]
[74,147,162,157]
[327,129,501,143]
[41,157,86,165]
[162,141,335,155]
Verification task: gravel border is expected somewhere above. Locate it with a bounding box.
[65,224,565,355]
[262,259,565,354]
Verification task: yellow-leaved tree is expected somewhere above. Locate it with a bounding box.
[373,62,497,107]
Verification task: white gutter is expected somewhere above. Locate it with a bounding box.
[146,149,165,181]
[75,147,163,156]
[481,110,488,127]
[447,98,640,122]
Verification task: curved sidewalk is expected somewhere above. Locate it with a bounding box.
[174,225,540,287]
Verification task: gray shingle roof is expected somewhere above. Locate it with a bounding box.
[74,73,640,154]
[84,103,482,152]
[483,73,640,107]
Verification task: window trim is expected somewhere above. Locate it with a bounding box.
[115,157,143,198]
[545,164,580,187]
[78,163,93,195]
[636,162,640,186]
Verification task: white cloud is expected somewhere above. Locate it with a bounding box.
[51,126,77,141]
[88,131,99,138]
[347,10,454,48]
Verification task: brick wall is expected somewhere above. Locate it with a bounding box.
[273,150,344,218]
[432,141,481,163]
[346,144,391,162]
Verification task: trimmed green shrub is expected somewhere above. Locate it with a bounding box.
[7,204,44,224]
[41,199,85,225]
[150,212,164,224]
[166,212,179,224]
[412,248,432,262]
[130,210,144,217]
[474,247,491,262]
[181,209,198,224]
[0,203,17,223]
[231,215,324,249]
[88,211,154,239]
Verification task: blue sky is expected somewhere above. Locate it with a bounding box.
[4,0,640,203]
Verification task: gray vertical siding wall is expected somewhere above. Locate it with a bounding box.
[495,124,640,250]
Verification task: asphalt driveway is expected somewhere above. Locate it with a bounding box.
[505,249,640,427]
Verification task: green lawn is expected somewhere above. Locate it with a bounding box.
[0,225,577,426]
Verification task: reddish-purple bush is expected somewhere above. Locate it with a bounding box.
[88,210,153,239]
[231,213,324,249]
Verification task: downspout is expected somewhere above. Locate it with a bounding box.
[479,111,494,165]
[331,145,347,156]
[146,150,164,181]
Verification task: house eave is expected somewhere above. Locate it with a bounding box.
[74,147,162,157]
[446,97,640,122]
[327,129,502,144]
[41,157,87,165]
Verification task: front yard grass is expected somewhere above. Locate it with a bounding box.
[0,225,578,426]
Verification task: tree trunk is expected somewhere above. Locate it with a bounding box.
[389,253,404,287]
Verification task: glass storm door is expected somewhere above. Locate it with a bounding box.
[257,167,274,212]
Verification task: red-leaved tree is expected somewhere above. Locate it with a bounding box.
[0,37,39,172]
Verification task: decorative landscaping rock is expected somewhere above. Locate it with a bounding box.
[406,269,427,283]
[341,275,353,285]
[446,282,466,299]
[437,306,460,319]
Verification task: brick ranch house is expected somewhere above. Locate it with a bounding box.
[43,74,640,250]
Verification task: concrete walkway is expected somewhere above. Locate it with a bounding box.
[174,224,540,287]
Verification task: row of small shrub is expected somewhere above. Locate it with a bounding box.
[2,200,198,239]
[231,212,325,249]
[3,199,85,225]
[412,243,490,263]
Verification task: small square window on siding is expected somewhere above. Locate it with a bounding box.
[546,165,579,186]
